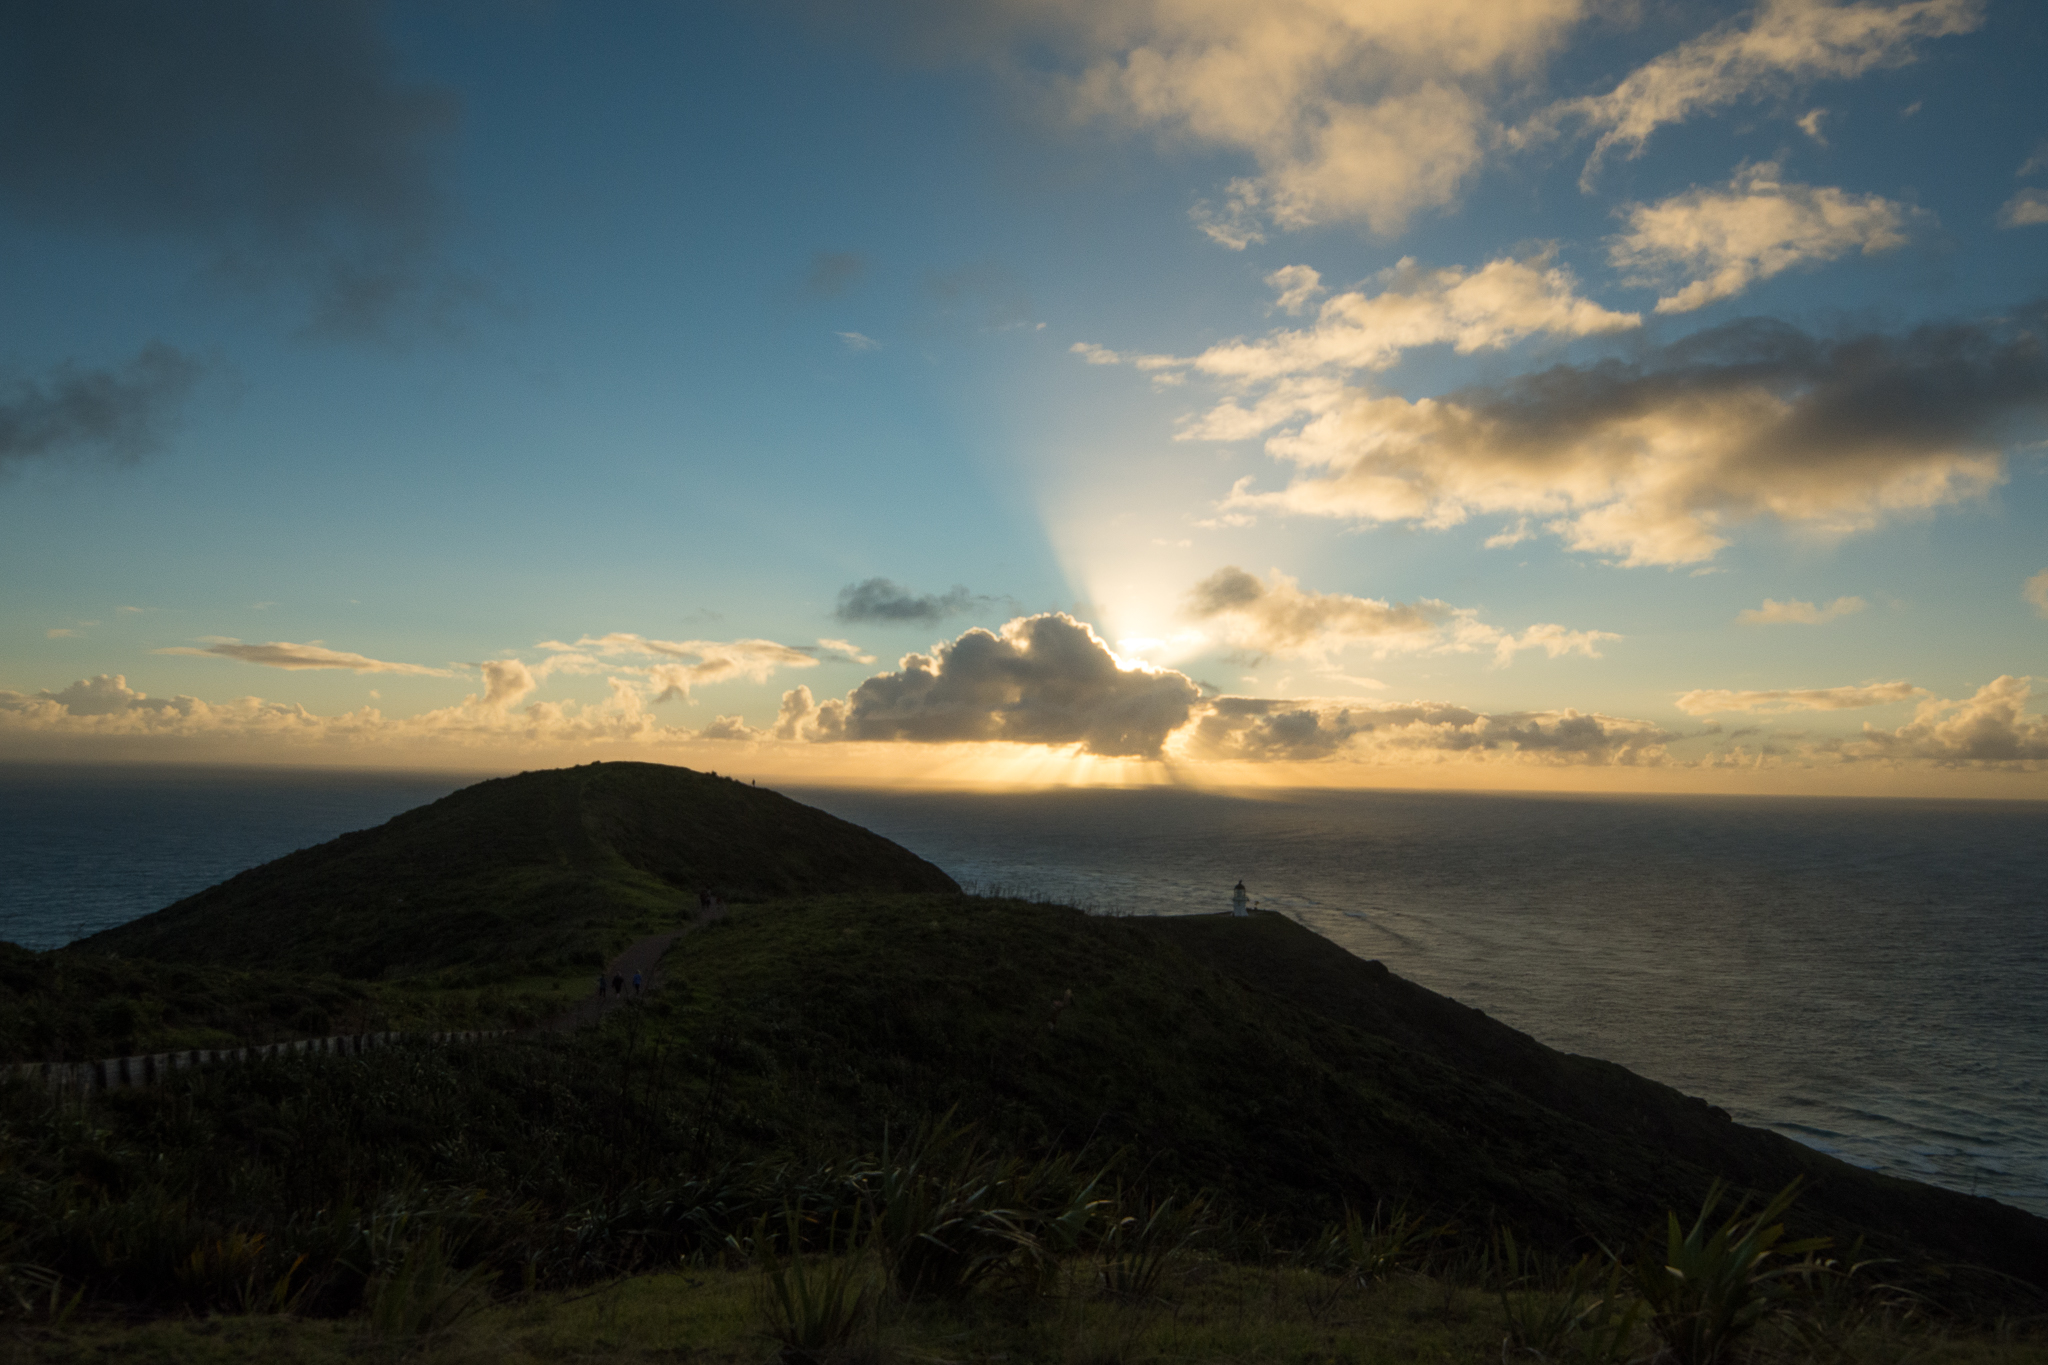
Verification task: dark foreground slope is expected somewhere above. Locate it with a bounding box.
[78,762,956,978]
[670,894,2048,1295]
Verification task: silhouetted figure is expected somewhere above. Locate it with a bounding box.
[596,973,606,999]
[611,972,624,998]
[631,970,643,998]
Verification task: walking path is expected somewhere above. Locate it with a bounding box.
[545,902,728,1033]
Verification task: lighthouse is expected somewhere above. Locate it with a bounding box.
[1231,880,1249,917]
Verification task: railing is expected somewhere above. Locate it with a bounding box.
[4,1030,509,1095]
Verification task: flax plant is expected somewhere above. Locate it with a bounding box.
[1632,1179,1828,1365]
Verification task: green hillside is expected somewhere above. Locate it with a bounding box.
[16,769,2046,1332]
[661,892,2048,1296]
[76,761,957,979]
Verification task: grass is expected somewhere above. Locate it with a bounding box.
[7,1257,2046,1365]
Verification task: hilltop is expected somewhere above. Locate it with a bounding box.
[77,761,956,979]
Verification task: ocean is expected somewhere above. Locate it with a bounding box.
[4,764,2044,1217]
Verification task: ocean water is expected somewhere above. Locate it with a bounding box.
[3,765,2044,1216]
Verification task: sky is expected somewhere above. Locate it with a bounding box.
[2,0,2046,795]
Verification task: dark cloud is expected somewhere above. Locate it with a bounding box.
[785,612,1201,758]
[807,251,867,297]
[1243,304,2048,565]
[834,577,978,625]
[1190,696,1672,764]
[0,1,465,340]
[0,344,204,469]
[1460,310,2048,467]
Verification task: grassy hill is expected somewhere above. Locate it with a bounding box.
[11,768,2045,1335]
[658,892,2048,1297]
[75,761,957,979]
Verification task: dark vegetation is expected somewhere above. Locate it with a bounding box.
[77,762,957,978]
[0,942,372,1063]
[3,763,2044,1357]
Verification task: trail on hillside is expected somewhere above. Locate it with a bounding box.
[546,903,726,1033]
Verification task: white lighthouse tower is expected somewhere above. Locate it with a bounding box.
[1231,880,1249,917]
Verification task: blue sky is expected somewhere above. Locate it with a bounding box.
[3,0,2046,792]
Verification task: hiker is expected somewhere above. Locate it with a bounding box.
[596,973,606,1000]
[631,970,643,998]
[611,972,625,998]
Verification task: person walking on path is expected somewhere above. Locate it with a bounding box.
[631,970,643,998]
[611,971,625,998]
[596,973,607,1000]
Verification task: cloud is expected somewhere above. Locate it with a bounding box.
[1830,675,2048,764]
[1186,695,1672,764]
[697,714,766,742]
[46,628,78,639]
[834,578,981,625]
[1094,254,1636,386]
[1206,310,2046,566]
[1186,566,1444,655]
[0,669,697,753]
[1031,0,1591,237]
[1737,595,1867,624]
[837,331,881,351]
[1610,163,1921,312]
[0,344,204,470]
[808,250,867,296]
[1183,566,1619,667]
[153,638,455,676]
[783,612,1202,757]
[562,634,818,701]
[2025,569,2048,618]
[1539,0,1981,187]
[0,0,467,340]
[816,637,877,664]
[1675,680,1921,714]
[1266,264,1326,315]
[1797,107,1829,143]
[1996,189,2048,229]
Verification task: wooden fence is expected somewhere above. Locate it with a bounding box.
[5,1030,509,1095]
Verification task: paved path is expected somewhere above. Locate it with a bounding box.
[545,904,727,1033]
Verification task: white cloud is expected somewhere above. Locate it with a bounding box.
[1541,0,1982,186]
[1011,0,1595,238]
[1830,675,2048,764]
[837,331,881,350]
[154,639,456,677]
[816,637,877,665]
[1610,163,1920,312]
[782,612,1201,758]
[1737,595,1867,624]
[1080,254,1636,389]
[1200,312,2040,566]
[1675,680,1921,714]
[1996,189,2048,228]
[1265,264,1325,315]
[1184,565,1617,666]
[1797,107,1829,143]
[2024,569,2048,617]
[0,669,696,752]
[2019,138,2048,177]
[562,633,817,701]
